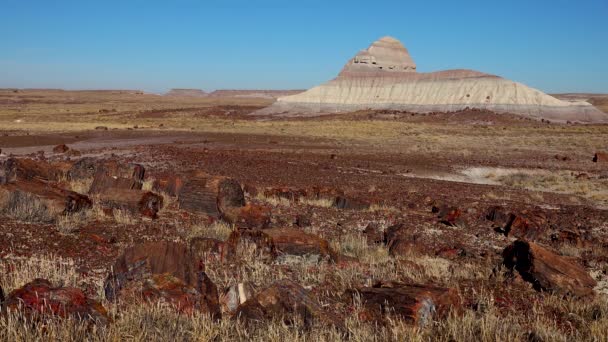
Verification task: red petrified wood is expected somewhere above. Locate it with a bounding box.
[3,279,109,324]
[235,279,344,329]
[104,241,221,317]
[348,281,460,326]
[97,188,163,218]
[502,240,596,297]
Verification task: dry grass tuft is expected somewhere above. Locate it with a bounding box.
[0,190,58,223]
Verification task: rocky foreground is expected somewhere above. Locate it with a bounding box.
[1,136,608,340]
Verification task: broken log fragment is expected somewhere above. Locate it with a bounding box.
[593,152,608,163]
[0,180,92,221]
[0,157,68,185]
[225,228,339,262]
[502,240,596,297]
[97,189,163,218]
[103,241,221,317]
[348,281,460,326]
[178,175,245,217]
[235,279,344,329]
[88,160,145,194]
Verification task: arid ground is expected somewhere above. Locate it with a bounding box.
[1,89,608,341]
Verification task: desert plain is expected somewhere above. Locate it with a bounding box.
[0,87,608,341]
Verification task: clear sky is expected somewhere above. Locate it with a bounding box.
[1,0,607,93]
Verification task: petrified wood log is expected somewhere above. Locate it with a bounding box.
[3,278,109,324]
[227,228,339,262]
[221,204,271,229]
[152,175,184,197]
[235,279,344,329]
[178,175,245,217]
[502,240,596,297]
[348,281,460,326]
[97,188,163,218]
[0,157,69,185]
[0,180,92,219]
[86,160,145,194]
[104,241,220,317]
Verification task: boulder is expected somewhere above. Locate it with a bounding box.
[347,281,460,326]
[104,241,221,317]
[235,279,344,329]
[178,175,245,218]
[502,240,596,297]
[97,188,163,218]
[0,180,92,221]
[2,279,108,324]
[593,152,608,163]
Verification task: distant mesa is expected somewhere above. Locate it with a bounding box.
[164,89,304,99]
[257,36,608,123]
[165,88,208,97]
[207,89,304,99]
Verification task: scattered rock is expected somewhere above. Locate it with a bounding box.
[3,279,109,324]
[592,152,608,163]
[264,227,337,261]
[235,279,344,329]
[52,144,70,154]
[347,281,460,326]
[104,241,221,317]
[95,126,108,131]
[295,213,312,228]
[334,195,371,210]
[363,222,384,244]
[432,204,463,226]
[486,207,548,240]
[502,240,596,297]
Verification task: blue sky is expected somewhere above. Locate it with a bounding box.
[1,0,607,93]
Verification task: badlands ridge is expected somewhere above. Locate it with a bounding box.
[258,36,607,123]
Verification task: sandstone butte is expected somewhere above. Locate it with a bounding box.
[256,36,608,123]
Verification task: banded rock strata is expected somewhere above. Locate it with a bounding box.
[257,36,607,123]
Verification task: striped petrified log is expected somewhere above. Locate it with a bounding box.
[0,158,69,185]
[0,180,92,220]
[347,281,460,326]
[503,240,596,297]
[178,175,245,218]
[97,188,163,218]
[88,160,145,194]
